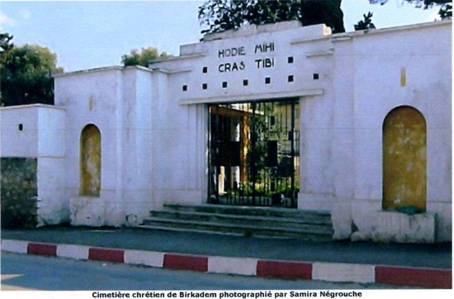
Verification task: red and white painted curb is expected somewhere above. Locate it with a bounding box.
[2,239,451,289]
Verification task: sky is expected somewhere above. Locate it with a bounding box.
[0,0,442,72]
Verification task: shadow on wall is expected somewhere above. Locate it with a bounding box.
[1,157,38,228]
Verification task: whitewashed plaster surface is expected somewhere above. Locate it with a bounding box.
[1,20,451,241]
[0,104,67,225]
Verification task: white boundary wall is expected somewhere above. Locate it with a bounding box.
[1,21,450,241]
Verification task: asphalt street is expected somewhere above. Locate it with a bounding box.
[0,252,397,291]
[3,227,451,268]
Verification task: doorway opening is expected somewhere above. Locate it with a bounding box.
[208,99,300,208]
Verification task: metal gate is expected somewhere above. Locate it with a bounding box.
[208,100,300,208]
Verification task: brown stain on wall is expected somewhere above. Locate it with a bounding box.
[80,125,101,196]
[383,106,426,211]
[400,67,407,87]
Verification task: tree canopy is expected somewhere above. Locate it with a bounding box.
[0,33,14,55]
[0,35,63,106]
[199,0,451,36]
[198,0,345,35]
[354,12,376,31]
[121,47,170,67]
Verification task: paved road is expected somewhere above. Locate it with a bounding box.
[1,253,395,290]
[3,227,451,268]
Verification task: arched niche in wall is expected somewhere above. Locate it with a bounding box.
[382,106,427,212]
[80,124,101,196]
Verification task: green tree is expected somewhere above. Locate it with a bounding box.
[0,33,14,56]
[354,12,376,30]
[0,40,63,106]
[438,2,452,17]
[121,47,170,67]
[198,0,345,35]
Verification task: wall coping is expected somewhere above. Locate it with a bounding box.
[0,104,65,111]
[53,65,154,79]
